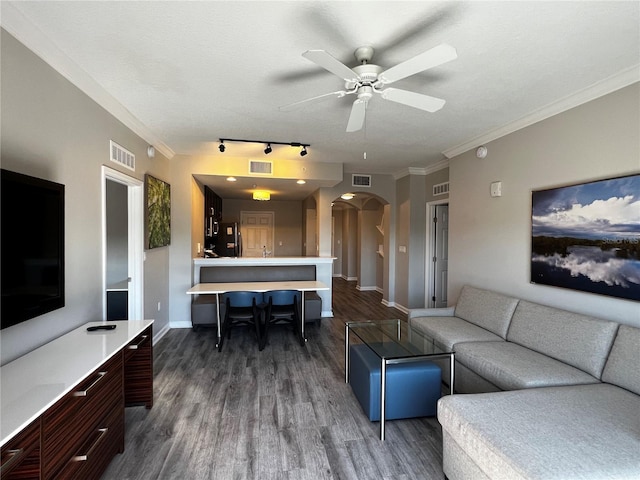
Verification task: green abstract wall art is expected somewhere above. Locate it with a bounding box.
[145,174,171,249]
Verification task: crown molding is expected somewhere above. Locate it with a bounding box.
[442,66,640,159]
[393,159,449,180]
[1,3,175,159]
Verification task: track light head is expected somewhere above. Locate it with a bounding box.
[300,146,308,157]
[264,143,272,155]
[219,141,225,153]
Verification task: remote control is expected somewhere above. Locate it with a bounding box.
[86,325,117,332]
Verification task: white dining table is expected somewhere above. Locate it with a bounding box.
[186,280,330,348]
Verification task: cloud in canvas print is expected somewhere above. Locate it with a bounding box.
[531,174,639,301]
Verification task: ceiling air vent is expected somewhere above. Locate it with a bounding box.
[249,160,273,175]
[109,140,135,171]
[433,181,450,196]
[352,174,371,187]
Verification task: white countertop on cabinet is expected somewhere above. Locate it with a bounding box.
[0,319,154,447]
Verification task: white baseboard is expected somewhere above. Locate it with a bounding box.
[169,320,193,329]
[342,275,358,281]
[356,285,377,291]
[152,323,171,345]
[321,310,334,318]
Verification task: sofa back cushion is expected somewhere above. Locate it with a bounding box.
[453,286,519,338]
[602,325,640,395]
[507,301,618,378]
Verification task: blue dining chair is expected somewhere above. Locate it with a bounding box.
[261,290,301,350]
[218,291,264,352]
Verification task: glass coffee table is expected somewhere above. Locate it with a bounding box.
[345,319,455,440]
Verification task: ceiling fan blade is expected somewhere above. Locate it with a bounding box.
[380,88,446,113]
[346,99,367,132]
[279,90,348,111]
[303,50,360,82]
[377,44,457,85]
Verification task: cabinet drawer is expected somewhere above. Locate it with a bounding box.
[42,353,123,479]
[51,403,124,480]
[124,326,153,408]
[0,418,40,480]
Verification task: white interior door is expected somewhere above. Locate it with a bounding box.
[102,166,144,320]
[241,211,274,257]
[426,201,449,308]
[433,204,449,308]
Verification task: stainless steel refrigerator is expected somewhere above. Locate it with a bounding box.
[213,222,241,257]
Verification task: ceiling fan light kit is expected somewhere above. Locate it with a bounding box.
[280,43,457,132]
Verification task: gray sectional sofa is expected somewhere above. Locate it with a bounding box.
[408,285,640,480]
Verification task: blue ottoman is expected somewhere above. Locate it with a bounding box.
[349,343,442,421]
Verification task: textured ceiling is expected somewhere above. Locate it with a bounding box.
[3,1,639,181]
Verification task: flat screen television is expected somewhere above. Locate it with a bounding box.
[1,169,65,329]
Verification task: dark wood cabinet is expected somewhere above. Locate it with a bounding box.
[42,353,123,480]
[204,186,222,249]
[124,326,153,408]
[0,321,153,480]
[0,419,40,480]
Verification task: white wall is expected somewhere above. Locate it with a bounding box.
[448,83,640,326]
[0,29,171,364]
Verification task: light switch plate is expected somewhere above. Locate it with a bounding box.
[491,181,502,197]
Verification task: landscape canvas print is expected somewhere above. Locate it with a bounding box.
[145,174,171,249]
[531,174,639,301]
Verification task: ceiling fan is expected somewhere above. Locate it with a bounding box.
[280,43,457,132]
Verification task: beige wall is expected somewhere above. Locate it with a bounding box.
[1,30,171,364]
[448,83,640,326]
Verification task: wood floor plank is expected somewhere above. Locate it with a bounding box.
[101,278,445,479]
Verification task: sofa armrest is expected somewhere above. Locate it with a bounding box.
[408,306,455,320]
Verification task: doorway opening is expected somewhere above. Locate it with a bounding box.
[426,200,449,308]
[102,166,144,320]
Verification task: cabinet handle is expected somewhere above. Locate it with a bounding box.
[127,335,148,350]
[0,448,24,475]
[72,428,108,462]
[73,371,106,397]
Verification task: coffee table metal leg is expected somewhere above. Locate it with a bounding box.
[215,293,221,349]
[450,352,455,394]
[300,290,306,344]
[345,323,350,383]
[380,358,386,441]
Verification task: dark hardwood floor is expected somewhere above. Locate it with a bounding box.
[102,278,445,479]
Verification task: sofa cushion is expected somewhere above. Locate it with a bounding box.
[455,341,600,390]
[602,325,640,395]
[507,300,618,378]
[454,286,519,338]
[410,316,504,351]
[438,383,640,480]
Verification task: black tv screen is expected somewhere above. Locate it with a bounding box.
[1,169,65,329]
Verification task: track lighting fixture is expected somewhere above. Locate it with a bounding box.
[218,138,310,155]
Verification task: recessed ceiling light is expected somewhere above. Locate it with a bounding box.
[226,176,237,182]
[297,179,306,185]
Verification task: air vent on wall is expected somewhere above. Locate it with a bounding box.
[433,181,450,196]
[352,174,371,187]
[249,160,273,175]
[109,140,135,171]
